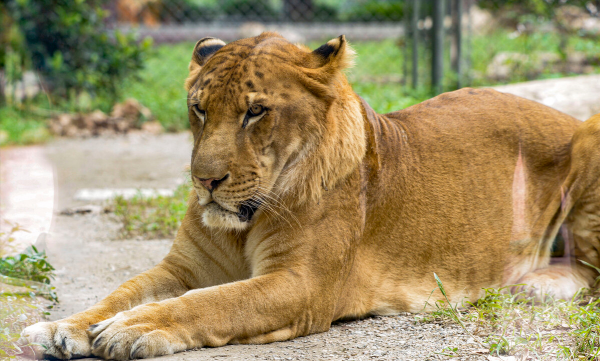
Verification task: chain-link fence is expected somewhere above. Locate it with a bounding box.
[107,0,474,93]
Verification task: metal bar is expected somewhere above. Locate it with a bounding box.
[432,0,444,94]
[456,0,462,88]
[403,0,409,86]
[412,0,420,89]
[466,0,472,86]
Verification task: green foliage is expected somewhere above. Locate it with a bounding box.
[0,245,55,285]
[0,223,57,301]
[568,298,600,358]
[0,107,49,145]
[478,0,591,18]
[313,2,339,21]
[418,273,600,359]
[478,0,595,41]
[119,43,191,132]
[113,182,192,239]
[342,0,405,22]
[469,30,600,86]
[3,0,151,102]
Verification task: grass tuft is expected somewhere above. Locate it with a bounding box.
[113,182,192,239]
[0,245,56,286]
[419,273,600,359]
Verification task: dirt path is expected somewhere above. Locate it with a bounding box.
[4,132,486,360]
[41,133,190,320]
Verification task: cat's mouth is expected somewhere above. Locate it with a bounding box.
[207,200,260,223]
[237,202,259,222]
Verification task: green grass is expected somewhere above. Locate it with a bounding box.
[420,273,600,359]
[0,223,56,300]
[0,245,56,286]
[0,224,56,358]
[119,43,193,132]
[113,182,192,239]
[470,30,600,86]
[0,107,50,146]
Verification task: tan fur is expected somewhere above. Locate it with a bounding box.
[21,34,600,360]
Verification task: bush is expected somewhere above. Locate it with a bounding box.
[3,0,151,103]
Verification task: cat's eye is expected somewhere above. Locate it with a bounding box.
[192,104,205,122]
[248,104,264,116]
[243,104,267,128]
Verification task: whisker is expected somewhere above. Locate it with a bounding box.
[251,185,303,230]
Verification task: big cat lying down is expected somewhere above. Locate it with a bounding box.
[21,32,600,360]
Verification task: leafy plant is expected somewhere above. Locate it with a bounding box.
[0,224,56,358]
[0,107,49,145]
[341,0,405,22]
[0,245,55,285]
[3,0,151,103]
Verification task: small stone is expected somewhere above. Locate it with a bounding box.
[370,349,386,357]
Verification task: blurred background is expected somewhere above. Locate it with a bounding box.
[1,0,600,145]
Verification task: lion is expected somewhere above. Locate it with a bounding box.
[21,32,600,360]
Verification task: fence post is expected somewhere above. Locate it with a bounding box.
[466,0,472,86]
[412,0,420,89]
[432,0,444,95]
[451,0,463,88]
[403,1,409,86]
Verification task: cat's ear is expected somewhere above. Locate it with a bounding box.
[190,37,226,69]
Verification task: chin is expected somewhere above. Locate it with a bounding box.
[201,202,254,231]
